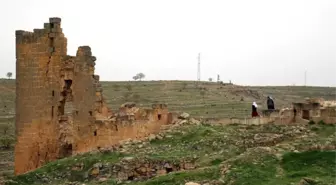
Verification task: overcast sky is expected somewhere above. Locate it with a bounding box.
[1,0,335,86]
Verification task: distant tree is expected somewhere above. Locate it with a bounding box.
[208,78,213,82]
[132,75,139,81]
[6,72,12,79]
[137,73,145,81]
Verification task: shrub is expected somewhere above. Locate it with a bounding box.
[310,126,319,131]
[0,123,11,135]
[308,120,315,125]
[0,136,15,149]
[318,120,326,125]
[125,84,132,91]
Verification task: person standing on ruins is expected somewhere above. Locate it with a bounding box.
[252,102,259,117]
[267,96,275,110]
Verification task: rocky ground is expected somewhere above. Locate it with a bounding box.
[3,116,336,185]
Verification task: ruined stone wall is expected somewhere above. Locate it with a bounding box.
[15,17,173,175]
[14,17,107,174]
[15,18,67,174]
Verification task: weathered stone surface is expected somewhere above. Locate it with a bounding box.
[178,112,190,119]
[15,17,174,175]
[185,182,200,185]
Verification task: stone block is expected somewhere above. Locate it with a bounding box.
[44,23,51,29]
[15,30,26,36]
[49,33,56,38]
[51,28,62,33]
[93,75,100,81]
[91,56,97,62]
[49,17,61,23]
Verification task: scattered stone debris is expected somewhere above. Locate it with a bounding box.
[74,158,196,182]
[185,182,201,185]
[178,112,190,119]
[298,177,318,185]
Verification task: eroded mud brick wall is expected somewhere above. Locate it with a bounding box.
[15,17,111,175]
[71,46,101,152]
[15,18,67,174]
[15,17,173,175]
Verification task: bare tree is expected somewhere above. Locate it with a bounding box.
[6,72,12,79]
[208,78,213,82]
[137,73,145,81]
[132,75,139,81]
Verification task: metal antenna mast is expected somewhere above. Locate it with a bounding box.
[197,53,201,81]
[304,70,307,86]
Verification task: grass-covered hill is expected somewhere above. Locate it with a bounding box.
[1,79,335,120]
[5,122,336,185]
[0,79,335,184]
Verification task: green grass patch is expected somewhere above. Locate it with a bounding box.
[7,151,126,185]
[282,151,336,179]
[133,167,220,185]
[221,154,278,185]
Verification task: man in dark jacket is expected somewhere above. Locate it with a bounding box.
[267,96,275,110]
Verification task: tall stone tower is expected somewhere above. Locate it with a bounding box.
[15,18,67,174]
[14,17,110,175]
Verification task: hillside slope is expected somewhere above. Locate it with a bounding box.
[1,79,335,119]
[0,79,335,181]
[5,122,336,185]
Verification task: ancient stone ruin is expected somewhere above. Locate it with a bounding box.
[15,17,173,175]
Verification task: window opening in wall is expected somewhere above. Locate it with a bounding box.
[302,110,310,120]
[64,80,72,89]
[52,90,55,97]
[94,130,97,136]
[165,167,173,173]
[158,114,162,120]
[89,111,93,116]
[58,105,64,116]
[75,111,79,115]
[60,143,72,157]
[51,106,54,118]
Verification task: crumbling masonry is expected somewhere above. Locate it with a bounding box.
[15,17,173,175]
